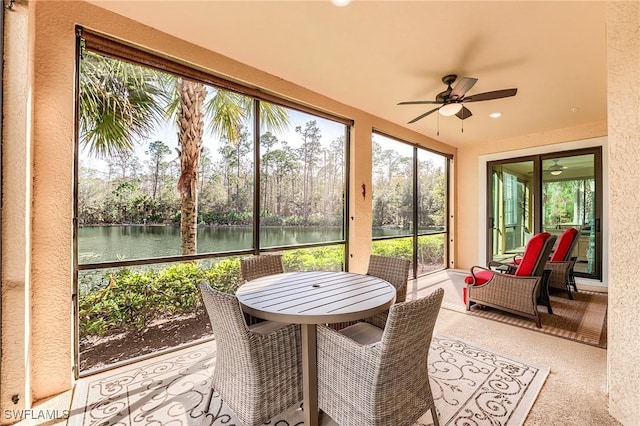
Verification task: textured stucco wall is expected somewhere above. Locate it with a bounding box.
[606,2,640,424]
[0,0,455,410]
[1,2,32,415]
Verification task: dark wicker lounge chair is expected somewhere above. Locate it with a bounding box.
[546,227,580,299]
[465,232,556,328]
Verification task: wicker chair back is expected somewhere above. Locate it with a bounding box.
[317,288,444,426]
[198,282,302,426]
[240,254,284,282]
[366,255,411,303]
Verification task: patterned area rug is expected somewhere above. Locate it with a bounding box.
[69,335,548,426]
[417,270,608,348]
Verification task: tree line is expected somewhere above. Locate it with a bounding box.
[79,122,346,228]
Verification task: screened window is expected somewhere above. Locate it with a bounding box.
[371,132,449,278]
[75,29,350,374]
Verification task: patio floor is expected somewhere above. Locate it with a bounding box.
[19,270,618,426]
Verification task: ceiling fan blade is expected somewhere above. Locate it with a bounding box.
[449,77,478,100]
[408,107,440,124]
[463,88,517,103]
[456,106,473,120]
[398,100,442,105]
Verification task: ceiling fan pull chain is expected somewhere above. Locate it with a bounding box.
[461,118,464,133]
[437,113,440,136]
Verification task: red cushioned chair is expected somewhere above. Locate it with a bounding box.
[506,228,579,299]
[464,232,556,328]
[545,227,579,299]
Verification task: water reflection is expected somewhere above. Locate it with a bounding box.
[78,225,345,263]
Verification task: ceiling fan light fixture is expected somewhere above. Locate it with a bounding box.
[548,159,565,176]
[439,103,463,117]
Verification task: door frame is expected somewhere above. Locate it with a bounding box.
[486,155,540,262]
[477,136,607,285]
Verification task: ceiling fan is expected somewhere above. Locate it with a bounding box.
[547,159,568,176]
[398,74,518,124]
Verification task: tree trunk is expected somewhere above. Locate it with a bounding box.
[177,79,206,255]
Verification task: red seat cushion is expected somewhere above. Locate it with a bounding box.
[464,270,494,304]
[464,270,494,285]
[550,227,579,262]
[514,232,550,276]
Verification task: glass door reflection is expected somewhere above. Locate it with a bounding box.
[541,153,599,277]
[489,160,535,263]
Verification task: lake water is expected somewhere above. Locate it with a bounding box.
[78,225,409,264]
[78,225,390,264]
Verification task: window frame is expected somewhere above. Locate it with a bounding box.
[73,27,351,376]
[371,130,451,278]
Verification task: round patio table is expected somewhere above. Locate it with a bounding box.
[236,271,396,426]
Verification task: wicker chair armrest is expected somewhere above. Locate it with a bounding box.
[545,260,573,290]
[487,260,517,274]
[316,325,383,418]
[468,265,491,284]
[317,325,381,399]
[487,260,507,268]
[468,273,541,315]
[250,322,300,344]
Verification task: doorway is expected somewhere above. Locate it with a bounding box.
[487,147,602,280]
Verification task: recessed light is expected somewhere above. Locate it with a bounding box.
[571,107,579,113]
[331,0,351,6]
[489,112,502,118]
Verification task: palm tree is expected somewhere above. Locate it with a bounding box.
[80,51,290,255]
[174,79,289,254]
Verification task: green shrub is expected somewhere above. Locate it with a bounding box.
[372,237,413,259]
[283,246,344,271]
[372,234,445,267]
[78,259,243,337]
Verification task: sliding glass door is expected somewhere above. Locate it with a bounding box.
[488,148,602,280]
[541,152,601,278]
[489,160,535,262]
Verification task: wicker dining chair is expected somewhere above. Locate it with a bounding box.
[367,254,411,303]
[317,288,444,426]
[198,282,302,426]
[330,254,411,330]
[363,254,411,328]
[240,254,284,325]
[240,254,284,282]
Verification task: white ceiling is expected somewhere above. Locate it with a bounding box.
[88,1,608,148]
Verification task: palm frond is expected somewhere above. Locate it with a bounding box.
[79,51,168,158]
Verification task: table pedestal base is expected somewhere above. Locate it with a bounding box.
[302,324,319,426]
